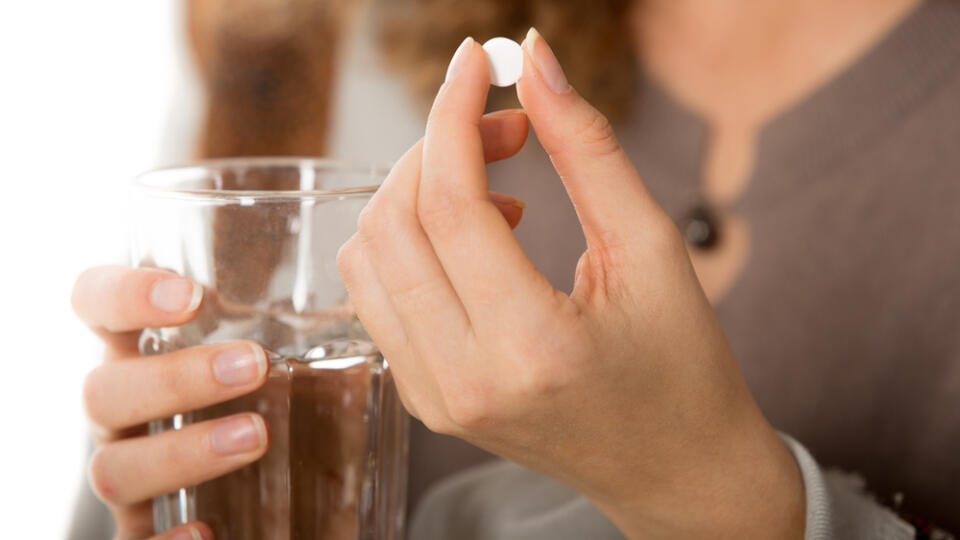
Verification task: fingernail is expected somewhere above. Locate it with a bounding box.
[170,525,204,540]
[213,345,267,386]
[524,27,570,94]
[445,37,474,82]
[210,414,266,455]
[489,192,528,209]
[150,278,203,313]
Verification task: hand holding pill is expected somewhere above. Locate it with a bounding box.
[339,28,805,540]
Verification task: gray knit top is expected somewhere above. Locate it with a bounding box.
[407,1,960,536]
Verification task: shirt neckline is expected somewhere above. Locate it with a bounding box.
[620,0,960,213]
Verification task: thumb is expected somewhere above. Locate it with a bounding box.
[516,28,661,248]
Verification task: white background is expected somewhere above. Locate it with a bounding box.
[0,1,424,537]
[0,2,188,537]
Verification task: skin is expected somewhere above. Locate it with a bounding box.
[75,1,923,537]
[336,33,802,538]
[635,0,922,301]
[73,114,530,540]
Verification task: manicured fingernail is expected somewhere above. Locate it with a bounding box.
[523,27,570,94]
[489,192,528,209]
[213,345,266,386]
[210,414,266,455]
[150,278,203,313]
[170,525,204,540]
[445,37,474,82]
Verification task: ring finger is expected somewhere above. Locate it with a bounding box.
[89,412,269,507]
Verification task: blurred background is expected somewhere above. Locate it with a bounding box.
[2,0,959,538]
[3,1,958,537]
[1,3,185,537]
[0,1,431,537]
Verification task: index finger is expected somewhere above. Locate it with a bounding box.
[72,265,203,335]
[418,38,556,331]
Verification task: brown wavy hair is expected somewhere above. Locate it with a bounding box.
[374,0,638,120]
[186,0,637,160]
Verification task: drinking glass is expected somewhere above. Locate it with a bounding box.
[131,158,408,540]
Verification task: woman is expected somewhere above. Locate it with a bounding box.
[72,0,959,538]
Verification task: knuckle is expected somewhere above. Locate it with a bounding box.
[594,230,630,264]
[576,110,620,157]
[514,359,566,398]
[154,427,194,466]
[441,381,493,431]
[156,359,189,404]
[103,268,161,333]
[390,277,443,311]
[394,388,419,420]
[118,268,150,300]
[355,202,380,239]
[417,190,466,231]
[418,408,455,436]
[82,367,109,427]
[88,446,121,505]
[336,238,360,280]
[357,199,405,242]
[646,214,686,256]
[445,398,489,431]
[509,325,585,397]
[427,107,476,133]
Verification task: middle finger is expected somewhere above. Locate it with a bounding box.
[84,342,268,431]
[357,109,534,362]
[359,139,472,364]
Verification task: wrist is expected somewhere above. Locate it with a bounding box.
[589,402,805,539]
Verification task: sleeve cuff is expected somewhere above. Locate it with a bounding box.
[778,432,914,540]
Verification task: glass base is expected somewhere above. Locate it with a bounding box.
[149,340,409,540]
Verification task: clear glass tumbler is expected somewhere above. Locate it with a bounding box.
[131,158,408,540]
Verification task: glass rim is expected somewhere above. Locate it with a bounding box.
[133,157,389,201]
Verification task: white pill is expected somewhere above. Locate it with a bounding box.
[482,37,523,87]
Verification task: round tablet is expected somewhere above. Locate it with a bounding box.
[482,37,523,87]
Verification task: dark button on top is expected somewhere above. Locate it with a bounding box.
[681,204,720,250]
